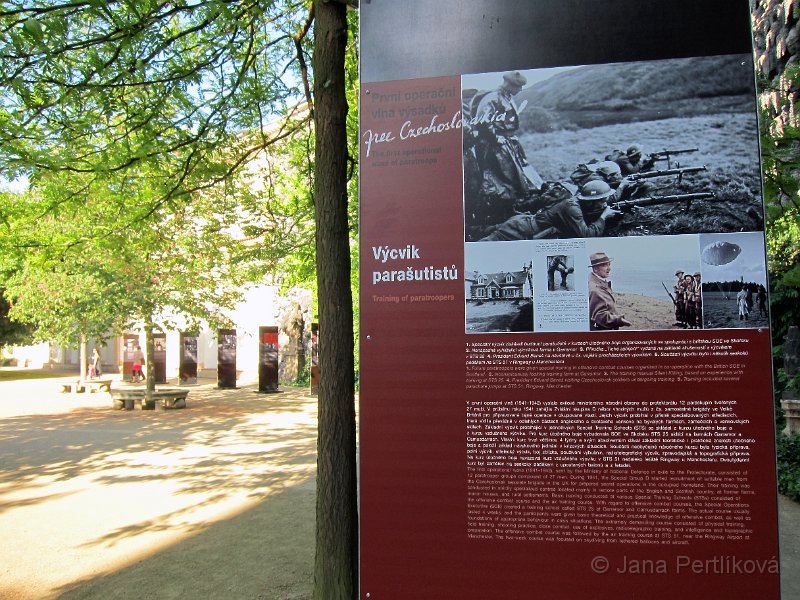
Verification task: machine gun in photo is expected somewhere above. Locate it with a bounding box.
[646,147,699,169]
[608,191,716,213]
[626,165,707,184]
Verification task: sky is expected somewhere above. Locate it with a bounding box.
[0,175,28,193]
[464,240,532,275]
[462,65,580,93]
[698,231,768,285]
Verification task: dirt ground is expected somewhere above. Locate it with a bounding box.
[0,371,315,600]
[612,292,673,331]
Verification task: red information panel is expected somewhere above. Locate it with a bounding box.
[259,326,279,393]
[359,1,779,598]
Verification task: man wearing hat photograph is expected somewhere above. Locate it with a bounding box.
[468,71,543,229]
[588,252,632,331]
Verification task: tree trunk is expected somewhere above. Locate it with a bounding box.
[78,333,88,382]
[144,318,155,402]
[312,2,358,599]
[297,333,307,382]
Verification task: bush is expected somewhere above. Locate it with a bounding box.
[777,434,800,500]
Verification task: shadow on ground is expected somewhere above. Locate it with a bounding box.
[56,482,314,600]
[0,380,316,600]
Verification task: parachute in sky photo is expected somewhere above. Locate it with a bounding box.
[701,240,742,266]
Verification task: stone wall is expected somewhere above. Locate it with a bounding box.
[752,0,800,130]
[752,0,800,78]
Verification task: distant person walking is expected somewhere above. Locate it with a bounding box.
[89,347,102,379]
[132,345,145,383]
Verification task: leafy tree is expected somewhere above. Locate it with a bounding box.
[759,66,800,344]
[0,179,137,374]
[0,289,34,349]
[0,1,359,597]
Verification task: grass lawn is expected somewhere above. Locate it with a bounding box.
[0,368,74,382]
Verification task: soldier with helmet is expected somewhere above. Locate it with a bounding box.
[612,144,656,176]
[577,160,642,202]
[465,71,544,232]
[673,269,687,328]
[682,273,699,328]
[480,180,622,241]
[692,271,703,328]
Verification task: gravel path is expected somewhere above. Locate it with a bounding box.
[0,372,315,600]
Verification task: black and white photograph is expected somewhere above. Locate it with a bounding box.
[463,54,764,243]
[699,231,769,329]
[546,254,575,292]
[532,239,589,332]
[584,235,702,331]
[464,241,534,333]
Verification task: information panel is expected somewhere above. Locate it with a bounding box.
[179,333,198,384]
[218,328,237,389]
[359,1,779,598]
[122,334,139,381]
[153,332,167,384]
[259,326,280,393]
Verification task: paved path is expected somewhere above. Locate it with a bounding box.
[780,494,800,598]
[1,370,799,598]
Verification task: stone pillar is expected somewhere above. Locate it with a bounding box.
[781,326,800,434]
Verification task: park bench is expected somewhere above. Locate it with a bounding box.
[61,379,113,394]
[111,388,189,411]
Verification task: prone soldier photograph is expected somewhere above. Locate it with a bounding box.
[462,55,764,243]
[479,180,622,241]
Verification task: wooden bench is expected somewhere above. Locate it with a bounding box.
[61,379,113,394]
[111,388,189,410]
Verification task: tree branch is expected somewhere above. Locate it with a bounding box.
[293,5,315,115]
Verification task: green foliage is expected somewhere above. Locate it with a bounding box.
[1,182,137,345]
[0,159,256,347]
[0,1,308,184]
[0,1,362,346]
[777,434,800,501]
[0,288,34,347]
[759,64,800,350]
[287,359,311,388]
[759,63,800,495]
